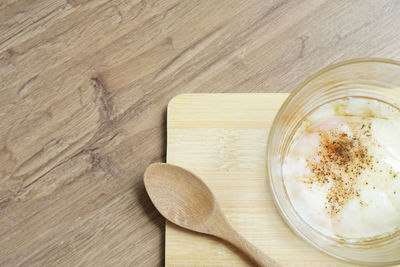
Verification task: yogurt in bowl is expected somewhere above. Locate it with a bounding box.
[283,97,400,241]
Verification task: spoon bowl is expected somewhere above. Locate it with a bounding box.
[144,163,215,229]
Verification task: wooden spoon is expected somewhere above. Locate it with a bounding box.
[144,163,280,267]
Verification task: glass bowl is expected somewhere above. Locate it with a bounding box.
[267,58,400,265]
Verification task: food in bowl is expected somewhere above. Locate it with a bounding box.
[283,97,400,240]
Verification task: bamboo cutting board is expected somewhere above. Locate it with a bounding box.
[166,94,357,266]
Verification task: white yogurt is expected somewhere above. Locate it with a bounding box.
[283,98,400,240]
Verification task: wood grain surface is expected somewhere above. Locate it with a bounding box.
[1,0,400,266]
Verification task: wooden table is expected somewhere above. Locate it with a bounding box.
[1,0,399,266]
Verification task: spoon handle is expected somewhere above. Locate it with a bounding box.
[214,219,280,267]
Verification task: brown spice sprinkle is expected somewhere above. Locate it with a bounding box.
[304,121,376,216]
